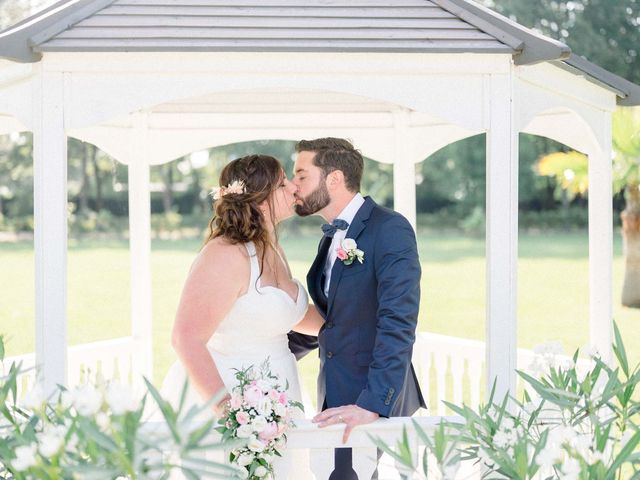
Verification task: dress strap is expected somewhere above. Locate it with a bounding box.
[273,246,292,278]
[244,242,260,291]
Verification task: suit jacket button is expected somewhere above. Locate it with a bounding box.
[326,322,334,329]
[327,351,334,358]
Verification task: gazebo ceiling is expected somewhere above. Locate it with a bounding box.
[69,87,474,166]
[150,89,402,115]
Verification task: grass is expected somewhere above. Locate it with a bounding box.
[1,229,638,411]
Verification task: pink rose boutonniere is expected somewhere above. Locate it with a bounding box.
[336,238,364,266]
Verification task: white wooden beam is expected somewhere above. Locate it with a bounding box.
[33,66,68,393]
[485,72,519,401]
[128,113,153,385]
[587,114,613,362]
[44,52,511,75]
[392,110,417,230]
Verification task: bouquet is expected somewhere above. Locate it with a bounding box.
[217,359,304,479]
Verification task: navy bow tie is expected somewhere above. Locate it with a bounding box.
[321,219,349,238]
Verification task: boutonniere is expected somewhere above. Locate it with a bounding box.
[336,238,364,266]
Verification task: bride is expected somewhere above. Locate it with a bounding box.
[160,154,323,476]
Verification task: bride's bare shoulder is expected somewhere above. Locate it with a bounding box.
[192,238,250,274]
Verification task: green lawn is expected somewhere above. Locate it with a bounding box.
[1,230,638,408]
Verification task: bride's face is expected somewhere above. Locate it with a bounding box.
[270,174,298,224]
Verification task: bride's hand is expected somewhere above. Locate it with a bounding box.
[213,392,232,417]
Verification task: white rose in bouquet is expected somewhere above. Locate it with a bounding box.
[247,436,265,453]
[237,424,254,438]
[251,415,268,433]
[236,452,254,467]
[274,402,287,417]
[256,397,272,417]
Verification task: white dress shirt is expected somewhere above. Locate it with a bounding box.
[323,193,365,296]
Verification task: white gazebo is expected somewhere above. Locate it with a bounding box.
[1,0,639,408]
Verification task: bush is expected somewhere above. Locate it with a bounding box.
[68,211,97,235]
[373,323,640,479]
[151,210,183,238]
[519,207,591,231]
[2,215,34,233]
[417,206,599,234]
[0,336,238,479]
[459,206,485,235]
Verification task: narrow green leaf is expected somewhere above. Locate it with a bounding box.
[606,430,640,475]
[144,376,181,443]
[613,321,629,377]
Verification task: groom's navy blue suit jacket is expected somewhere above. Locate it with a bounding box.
[289,197,426,417]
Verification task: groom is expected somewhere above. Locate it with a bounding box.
[288,138,426,479]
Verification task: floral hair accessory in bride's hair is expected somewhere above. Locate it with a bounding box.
[210,180,246,200]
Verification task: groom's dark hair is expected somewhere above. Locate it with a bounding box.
[296,137,364,193]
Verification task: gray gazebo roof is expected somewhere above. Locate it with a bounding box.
[0,0,639,105]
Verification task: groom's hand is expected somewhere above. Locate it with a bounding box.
[312,405,379,443]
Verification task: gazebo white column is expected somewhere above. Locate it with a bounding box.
[392,110,417,230]
[587,116,614,362]
[33,66,68,393]
[128,113,153,384]
[485,73,519,400]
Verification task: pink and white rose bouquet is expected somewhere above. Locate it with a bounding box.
[217,359,303,479]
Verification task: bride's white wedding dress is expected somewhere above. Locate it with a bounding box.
[160,241,308,478]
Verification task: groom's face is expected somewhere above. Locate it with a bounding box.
[293,151,331,217]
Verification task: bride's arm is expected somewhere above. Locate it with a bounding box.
[292,304,325,335]
[171,241,248,413]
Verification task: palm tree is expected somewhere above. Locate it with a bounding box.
[537,107,640,307]
[536,150,588,230]
[613,107,640,307]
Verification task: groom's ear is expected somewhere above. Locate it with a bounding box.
[326,169,345,190]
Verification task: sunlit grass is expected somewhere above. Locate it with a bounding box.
[1,230,638,412]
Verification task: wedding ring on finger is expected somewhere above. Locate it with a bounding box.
[338,415,344,423]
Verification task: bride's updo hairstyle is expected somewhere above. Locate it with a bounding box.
[207,154,282,256]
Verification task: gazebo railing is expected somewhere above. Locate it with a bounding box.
[3,336,135,398]
[414,332,590,415]
[4,332,586,413]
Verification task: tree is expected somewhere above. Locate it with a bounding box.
[530,108,640,306]
[613,107,640,307]
[0,0,59,30]
[160,163,174,214]
[536,151,588,231]
[485,0,640,84]
[0,133,33,223]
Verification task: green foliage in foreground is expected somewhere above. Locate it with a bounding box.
[372,323,640,479]
[0,336,240,480]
